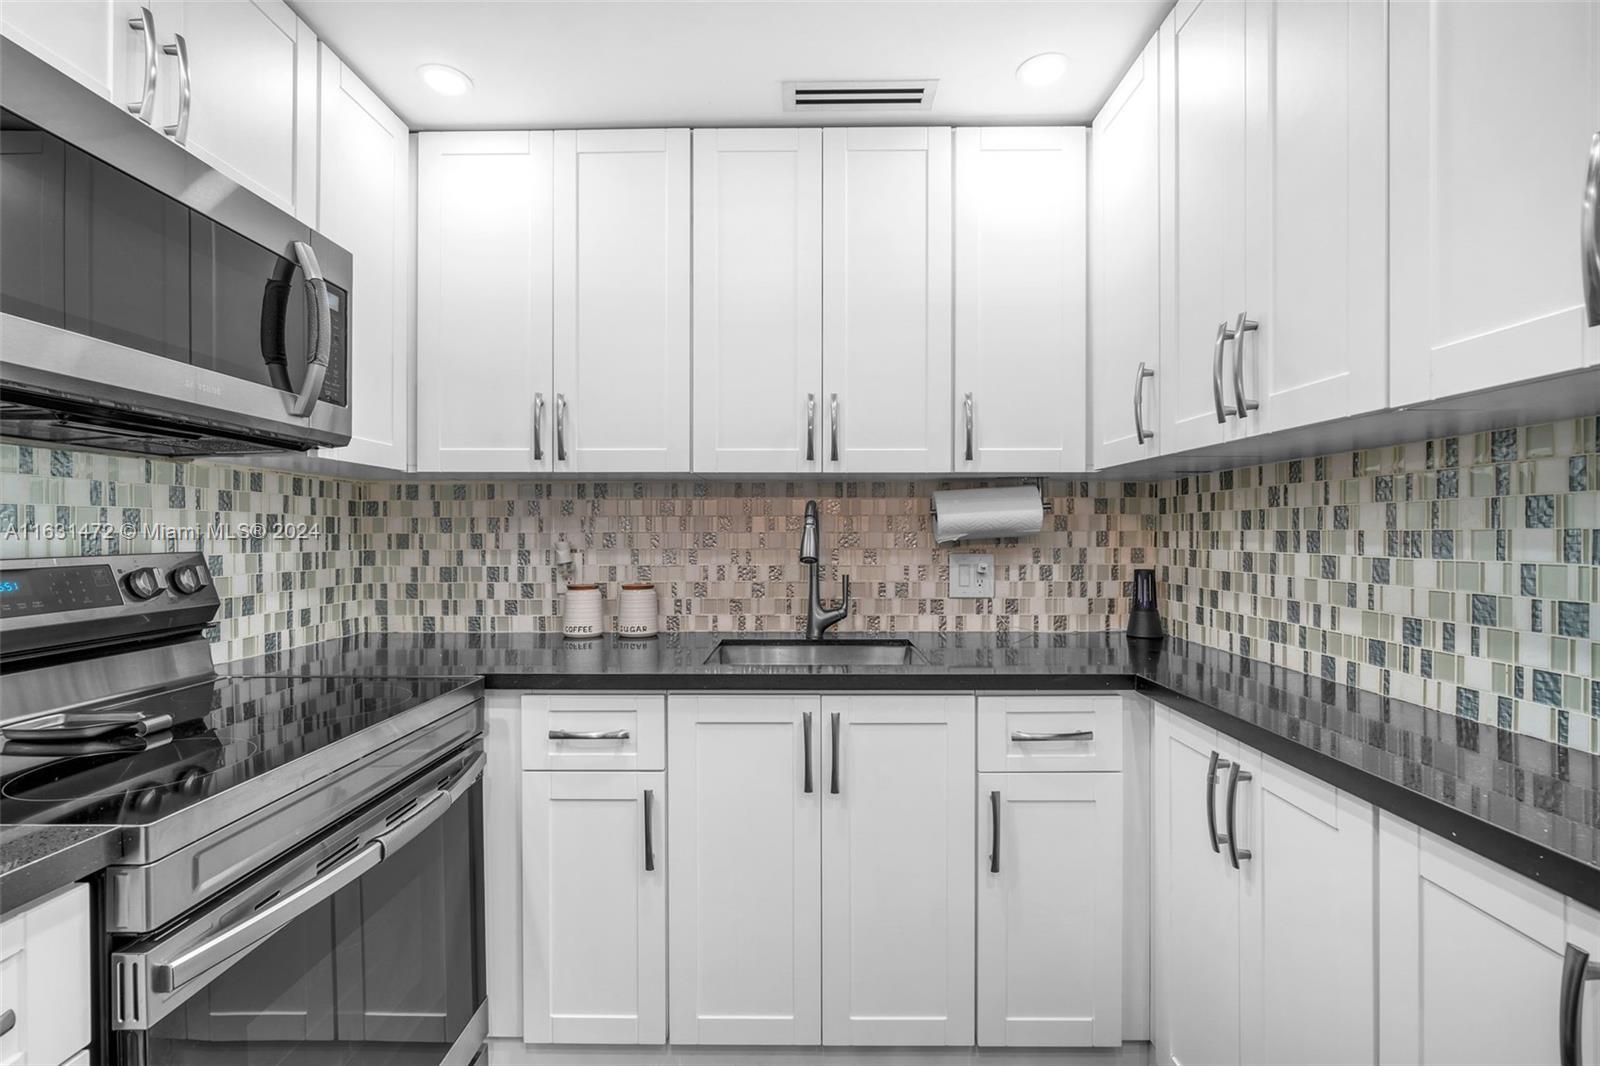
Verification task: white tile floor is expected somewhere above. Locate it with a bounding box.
[486,1040,1155,1066]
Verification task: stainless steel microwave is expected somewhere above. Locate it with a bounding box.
[0,37,352,457]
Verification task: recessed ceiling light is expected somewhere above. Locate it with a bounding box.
[1016,53,1068,87]
[419,63,473,97]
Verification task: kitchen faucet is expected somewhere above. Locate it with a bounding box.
[799,500,850,640]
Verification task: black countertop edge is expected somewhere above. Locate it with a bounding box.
[1140,686,1599,908]
[466,671,1135,692]
[0,825,123,917]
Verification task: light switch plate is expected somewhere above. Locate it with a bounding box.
[949,553,994,599]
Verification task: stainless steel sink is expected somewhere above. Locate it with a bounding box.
[704,639,924,668]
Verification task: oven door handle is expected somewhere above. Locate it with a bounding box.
[148,750,486,996]
[286,240,332,419]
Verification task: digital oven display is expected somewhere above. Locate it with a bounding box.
[0,566,123,617]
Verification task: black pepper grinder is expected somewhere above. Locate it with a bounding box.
[1126,568,1164,640]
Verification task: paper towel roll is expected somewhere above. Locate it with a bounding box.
[931,485,1044,543]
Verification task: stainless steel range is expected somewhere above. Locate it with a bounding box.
[0,553,487,1066]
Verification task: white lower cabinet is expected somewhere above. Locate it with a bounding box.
[822,695,976,1046]
[1151,703,1375,1066]
[522,770,666,1045]
[668,695,822,1045]
[978,772,1123,1047]
[1378,815,1600,1066]
[0,882,91,1066]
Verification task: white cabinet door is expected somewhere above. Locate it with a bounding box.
[0,883,91,1066]
[416,131,553,472]
[953,127,1086,473]
[152,0,316,219]
[1377,815,1568,1065]
[482,693,524,1040]
[1390,0,1600,402]
[553,128,691,473]
[1090,37,1163,469]
[314,46,410,471]
[692,128,822,474]
[0,0,117,100]
[822,127,953,474]
[977,772,1122,1047]
[1159,0,1249,453]
[668,695,822,1045]
[522,770,666,1045]
[821,695,974,1046]
[1238,755,1375,1066]
[1244,0,1387,432]
[1151,704,1242,1066]
[1571,902,1600,1066]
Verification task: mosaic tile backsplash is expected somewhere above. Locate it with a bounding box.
[2,415,1596,750]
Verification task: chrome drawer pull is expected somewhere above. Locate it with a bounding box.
[1010,730,1093,742]
[548,729,630,740]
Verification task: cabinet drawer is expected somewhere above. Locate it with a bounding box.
[522,694,665,771]
[0,882,91,1066]
[978,695,1123,772]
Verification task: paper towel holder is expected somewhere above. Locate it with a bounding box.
[929,477,1053,518]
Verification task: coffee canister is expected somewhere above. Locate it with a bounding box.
[618,583,659,638]
[563,583,604,639]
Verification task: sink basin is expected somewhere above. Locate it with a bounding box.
[704,639,924,668]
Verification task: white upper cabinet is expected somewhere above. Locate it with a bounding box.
[314,47,410,472]
[553,128,691,473]
[1242,0,1388,432]
[691,129,823,474]
[1390,0,1600,403]
[416,131,553,473]
[822,127,953,474]
[953,127,1087,474]
[1,0,317,220]
[150,0,318,220]
[1090,38,1163,469]
[1158,0,1249,454]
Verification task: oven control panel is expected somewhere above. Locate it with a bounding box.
[0,553,220,657]
[0,564,123,618]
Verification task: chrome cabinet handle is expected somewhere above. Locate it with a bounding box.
[548,729,629,740]
[0,1009,13,1039]
[161,34,190,145]
[1561,943,1600,1066]
[963,392,974,462]
[829,394,839,462]
[1134,362,1155,444]
[1011,730,1094,742]
[555,393,568,462]
[829,711,840,794]
[802,710,814,793]
[287,241,331,418]
[1584,132,1600,328]
[1206,751,1224,853]
[1212,321,1238,422]
[989,789,1001,874]
[1224,761,1253,868]
[805,393,816,463]
[533,393,545,462]
[643,789,656,872]
[1231,312,1260,419]
[126,8,158,122]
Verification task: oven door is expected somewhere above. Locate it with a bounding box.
[110,743,486,1066]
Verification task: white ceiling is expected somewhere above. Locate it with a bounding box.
[289,0,1173,131]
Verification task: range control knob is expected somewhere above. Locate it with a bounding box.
[169,564,208,595]
[124,567,162,601]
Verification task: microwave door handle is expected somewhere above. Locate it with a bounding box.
[145,749,485,996]
[287,240,331,418]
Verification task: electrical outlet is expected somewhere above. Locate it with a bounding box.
[949,553,994,599]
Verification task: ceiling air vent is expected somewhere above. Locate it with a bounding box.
[783,80,938,112]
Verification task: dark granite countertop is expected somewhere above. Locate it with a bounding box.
[0,824,122,916]
[227,631,1599,906]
